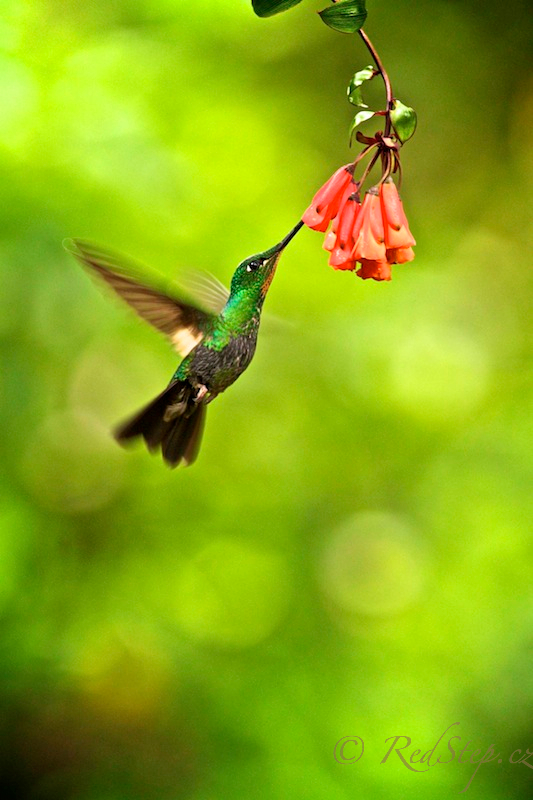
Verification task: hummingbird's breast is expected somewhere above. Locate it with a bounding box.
[188,330,259,394]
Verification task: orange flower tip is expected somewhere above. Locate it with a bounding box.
[329,246,353,267]
[356,259,392,282]
[302,206,317,224]
[387,247,415,264]
[302,206,330,232]
[332,260,357,272]
[329,247,352,267]
[384,227,416,249]
[302,204,322,220]
[352,239,387,263]
[323,231,336,251]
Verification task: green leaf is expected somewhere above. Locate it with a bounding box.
[347,65,375,107]
[319,0,367,34]
[348,86,367,107]
[349,109,375,143]
[390,99,417,142]
[252,0,304,17]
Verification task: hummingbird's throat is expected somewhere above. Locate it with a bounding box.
[260,253,281,297]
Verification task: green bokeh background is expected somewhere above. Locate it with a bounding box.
[1,1,532,797]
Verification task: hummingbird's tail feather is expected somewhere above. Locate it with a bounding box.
[161,401,205,467]
[114,380,205,468]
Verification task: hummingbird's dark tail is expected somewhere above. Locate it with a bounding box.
[114,380,205,468]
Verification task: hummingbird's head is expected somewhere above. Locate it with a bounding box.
[229,221,303,303]
[230,246,283,300]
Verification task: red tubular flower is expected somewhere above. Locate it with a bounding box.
[350,188,387,263]
[380,178,416,249]
[302,164,354,232]
[323,181,355,252]
[356,259,392,282]
[329,196,361,268]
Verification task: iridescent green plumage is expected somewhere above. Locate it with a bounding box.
[66,225,301,467]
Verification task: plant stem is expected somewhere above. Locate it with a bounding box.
[329,2,393,134]
[357,28,393,137]
[358,148,380,189]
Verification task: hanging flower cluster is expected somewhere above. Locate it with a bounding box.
[251,1,418,283]
[300,17,417,282]
[302,165,415,281]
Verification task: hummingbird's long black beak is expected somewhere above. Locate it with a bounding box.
[275,220,304,254]
[264,220,305,269]
[260,220,304,297]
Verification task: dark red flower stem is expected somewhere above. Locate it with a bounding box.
[353,141,378,170]
[358,148,381,189]
[329,0,394,139]
[357,28,394,139]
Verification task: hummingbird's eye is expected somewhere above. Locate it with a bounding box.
[246,259,262,273]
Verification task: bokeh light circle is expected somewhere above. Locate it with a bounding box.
[21,410,125,514]
[320,511,426,619]
[172,538,291,648]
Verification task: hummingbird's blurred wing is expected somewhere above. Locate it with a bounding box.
[65,238,215,357]
[177,269,229,315]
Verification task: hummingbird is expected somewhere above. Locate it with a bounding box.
[65,223,302,468]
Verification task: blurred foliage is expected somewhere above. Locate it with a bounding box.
[1,0,532,798]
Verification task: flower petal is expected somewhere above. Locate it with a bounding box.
[313,164,353,206]
[332,258,358,272]
[323,225,337,251]
[356,259,392,281]
[303,165,354,232]
[328,197,360,266]
[303,205,331,231]
[351,189,387,262]
[386,246,415,264]
[380,179,416,249]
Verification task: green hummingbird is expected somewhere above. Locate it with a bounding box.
[65,223,302,468]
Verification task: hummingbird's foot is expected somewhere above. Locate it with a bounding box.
[193,385,208,404]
